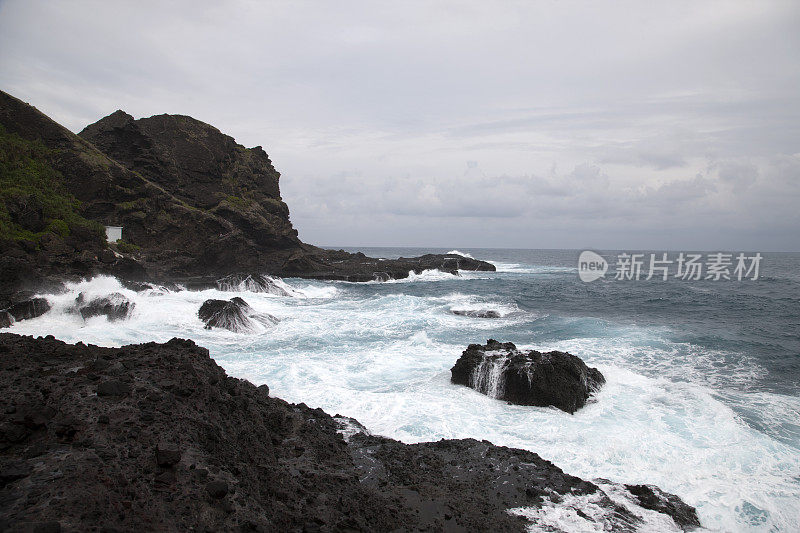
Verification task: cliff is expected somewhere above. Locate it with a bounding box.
[0,89,494,304]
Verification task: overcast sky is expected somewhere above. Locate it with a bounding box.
[1,1,799,250]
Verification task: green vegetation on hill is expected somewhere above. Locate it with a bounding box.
[0,124,104,244]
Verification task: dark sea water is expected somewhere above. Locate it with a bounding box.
[10,247,800,531]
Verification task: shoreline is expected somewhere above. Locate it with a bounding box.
[0,332,700,531]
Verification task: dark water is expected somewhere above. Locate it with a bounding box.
[337,247,800,397]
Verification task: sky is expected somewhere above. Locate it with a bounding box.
[1,0,799,251]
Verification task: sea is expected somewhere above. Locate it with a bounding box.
[8,248,800,532]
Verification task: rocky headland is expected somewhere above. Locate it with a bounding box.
[0,89,493,311]
[1,90,701,531]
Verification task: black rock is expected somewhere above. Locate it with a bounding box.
[206,480,229,499]
[373,272,392,282]
[216,274,290,296]
[156,442,182,467]
[76,293,134,321]
[0,332,700,532]
[0,462,31,488]
[6,298,51,322]
[96,380,131,397]
[450,340,605,413]
[0,311,13,328]
[625,484,701,530]
[451,309,501,318]
[198,297,278,333]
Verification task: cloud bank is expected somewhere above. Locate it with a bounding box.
[1,0,798,250]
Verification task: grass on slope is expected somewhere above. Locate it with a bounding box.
[0,124,104,244]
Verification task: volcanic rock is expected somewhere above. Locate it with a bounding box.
[198,297,278,333]
[451,339,605,413]
[452,309,501,318]
[215,273,291,296]
[0,333,699,532]
[75,293,134,321]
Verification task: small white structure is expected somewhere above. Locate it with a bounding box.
[105,226,123,243]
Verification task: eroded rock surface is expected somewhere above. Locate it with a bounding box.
[74,292,134,321]
[0,334,699,532]
[451,339,606,413]
[198,297,278,332]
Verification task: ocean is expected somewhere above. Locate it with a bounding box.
[8,247,800,531]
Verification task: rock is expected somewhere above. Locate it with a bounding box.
[205,480,229,499]
[198,297,278,332]
[76,293,134,321]
[99,248,117,264]
[0,461,31,487]
[6,298,51,322]
[32,521,62,533]
[625,484,701,530]
[96,380,131,397]
[156,442,182,467]
[1,298,51,328]
[1,89,498,310]
[0,332,699,532]
[451,309,501,318]
[216,274,290,296]
[450,340,605,413]
[373,272,392,282]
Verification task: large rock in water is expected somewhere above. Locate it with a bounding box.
[75,293,134,321]
[0,298,51,328]
[0,333,701,532]
[451,340,605,413]
[198,297,278,332]
[215,273,291,296]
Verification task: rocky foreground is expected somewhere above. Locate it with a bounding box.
[0,333,700,532]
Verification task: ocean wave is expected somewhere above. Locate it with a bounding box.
[10,271,799,531]
[489,261,578,274]
[446,249,474,258]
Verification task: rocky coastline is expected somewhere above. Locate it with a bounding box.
[0,333,700,532]
[0,90,494,309]
[1,90,702,531]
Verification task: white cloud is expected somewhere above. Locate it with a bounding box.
[1,0,798,250]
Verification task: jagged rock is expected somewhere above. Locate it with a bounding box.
[625,484,701,530]
[155,442,182,467]
[198,297,278,333]
[0,333,700,532]
[96,380,131,397]
[215,273,290,296]
[373,272,392,282]
[205,480,228,499]
[450,340,605,413]
[75,293,134,321]
[0,299,51,329]
[6,298,50,322]
[452,309,501,318]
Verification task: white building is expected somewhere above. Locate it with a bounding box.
[105,226,122,243]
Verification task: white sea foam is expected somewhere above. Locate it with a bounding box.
[508,479,688,533]
[8,275,800,532]
[490,261,578,274]
[385,269,462,283]
[446,249,474,258]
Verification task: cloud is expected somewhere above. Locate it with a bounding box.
[1,0,799,250]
